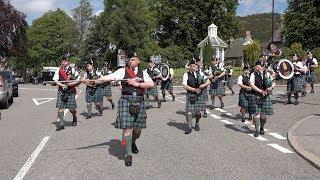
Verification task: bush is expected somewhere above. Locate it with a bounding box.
[160,45,193,68]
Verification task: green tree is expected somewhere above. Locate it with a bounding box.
[202,43,214,66]
[72,0,93,55]
[27,9,75,70]
[283,0,320,50]
[243,40,261,66]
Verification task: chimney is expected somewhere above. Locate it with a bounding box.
[245,31,251,40]
[229,37,235,46]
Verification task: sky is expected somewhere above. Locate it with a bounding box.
[9,0,288,25]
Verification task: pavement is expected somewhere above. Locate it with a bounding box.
[1,84,320,179]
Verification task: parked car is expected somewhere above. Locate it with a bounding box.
[13,75,25,84]
[41,67,59,85]
[0,74,13,109]
[0,71,18,97]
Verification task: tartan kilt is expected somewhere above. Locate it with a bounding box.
[115,95,147,129]
[307,71,317,83]
[203,87,209,102]
[56,91,77,109]
[302,74,307,87]
[85,86,103,103]
[287,75,303,93]
[161,80,173,90]
[101,84,112,97]
[226,77,233,87]
[185,93,205,113]
[210,79,225,96]
[147,85,159,96]
[238,90,250,110]
[248,94,273,115]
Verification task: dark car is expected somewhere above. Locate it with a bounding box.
[0,74,13,109]
[0,71,18,97]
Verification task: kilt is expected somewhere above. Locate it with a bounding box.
[115,95,147,129]
[101,83,112,97]
[248,94,273,115]
[307,71,317,83]
[203,87,209,102]
[85,86,103,103]
[226,77,233,87]
[210,79,225,96]
[161,80,173,90]
[238,90,251,109]
[302,74,307,87]
[287,75,303,93]
[185,92,205,113]
[147,85,159,96]
[56,91,77,109]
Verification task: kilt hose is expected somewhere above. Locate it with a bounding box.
[56,90,77,109]
[115,95,147,129]
[248,93,273,115]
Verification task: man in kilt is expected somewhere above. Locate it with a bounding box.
[84,51,154,166]
[101,65,115,109]
[237,65,252,122]
[208,58,226,109]
[83,63,104,119]
[145,59,161,108]
[161,62,176,102]
[183,59,211,134]
[53,56,80,131]
[249,61,275,137]
[225,63,235,95]
[195,58,209,117]
[284,55,307,105]
[306,52,318,93]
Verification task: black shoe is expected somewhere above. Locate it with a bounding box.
[203,111,207,118]
[283,101,292,105]
[146,105,151,109]
[158,101,161,108]
[98,108,103,116]
[294,100,299,105]
[162,99,166,102]
[56,125,65,131]
[111,103,115,109]
[241,118,245,122]
[185,127,192,134]
[211,105,215,110]
[172,95,175,101]
[132,143,139,154]
[231,91,235,95]
[72,117,77,126]
[259,129,265,135]
[220,102,224,109]
[194,124,200,131]
[302,92,306,97]
[86,115,91,119]
[254,131,259,137]
[124,155,132,166]
[248,115,253,121]
[310,90,314,93]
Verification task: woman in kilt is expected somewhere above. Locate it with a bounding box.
[83,63,104,119]
[84,51,154,166]
[306,52,318,93]
[284,55,307,105]
[53,56,80,131]
[249,61,275,137]
[208,58,226,109]
[183,59,211,134]
[101,66,115,109]
[145,59,161,108]
[225,63,235,95]
[237,65,252,122]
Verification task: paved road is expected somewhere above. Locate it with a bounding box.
[1,84,319,179]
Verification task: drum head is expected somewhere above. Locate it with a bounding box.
[277,59,294,79]
[161,64,170,81]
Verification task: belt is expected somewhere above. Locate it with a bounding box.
[122,92,144,96]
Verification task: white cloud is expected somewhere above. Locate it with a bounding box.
[11,0,57,14]
[94,9,103,16]
[237,0,287,16]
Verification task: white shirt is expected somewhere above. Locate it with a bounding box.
[310,58,318,65]
[237,74,250,85]
[208,64,225,74]
[53,66,80,82]
[228,68,233,75]
[169,68,174,76]
[106,67,152,82]
[293,61,306,74]
[83,70,102,79]
[182,71,206,86]
[249,71,272,84]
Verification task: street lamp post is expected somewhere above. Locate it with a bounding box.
[271,0,275,44]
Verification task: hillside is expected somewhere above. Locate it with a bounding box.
[239,13,282,43]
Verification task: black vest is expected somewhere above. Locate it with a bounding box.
[147,68,156,82]
[122,68,145,96]
[306,58,315,72]
[240,74,250,92]
[253,71,267,93]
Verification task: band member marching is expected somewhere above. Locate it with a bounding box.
[249,61,275,137]
[101,65,115,109]
[83,51,154,166]
[53,56,80,131]
[83,63,104,119]
[225,63,235,95]
[237,65,252,122]
[161,62,176,102]
[208,58,226,109]
[284,54,307,105]
[183,59,211,134]
[195,58,209,117]
[306,52,318,93]
[145,59,161,108]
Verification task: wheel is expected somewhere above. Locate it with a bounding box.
[1,96,9,109]
[9,95,13,104]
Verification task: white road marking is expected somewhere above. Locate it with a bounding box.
[248,134,268,141]
[268,133,287,140]
[20,88,57,91]
[223,105,238,109]
[220,120,234,125]
[178,100,186,104]
[268,144,293,153]
[225,112,233,116]
[215,108,227,113]
[32,98,56,106]
[210,114,222,119]
[13,136,50,180]
[244,121,251,124]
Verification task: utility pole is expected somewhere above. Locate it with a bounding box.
[271,0,275,43]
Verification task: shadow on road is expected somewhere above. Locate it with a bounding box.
[76,139,125,160]
[224,124,255,134]
[79,111,102,118]
[167,121,188,132]
[176,110,187,116]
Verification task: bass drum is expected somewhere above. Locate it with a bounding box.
[276,59,294,80]
[160,64,170,81]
